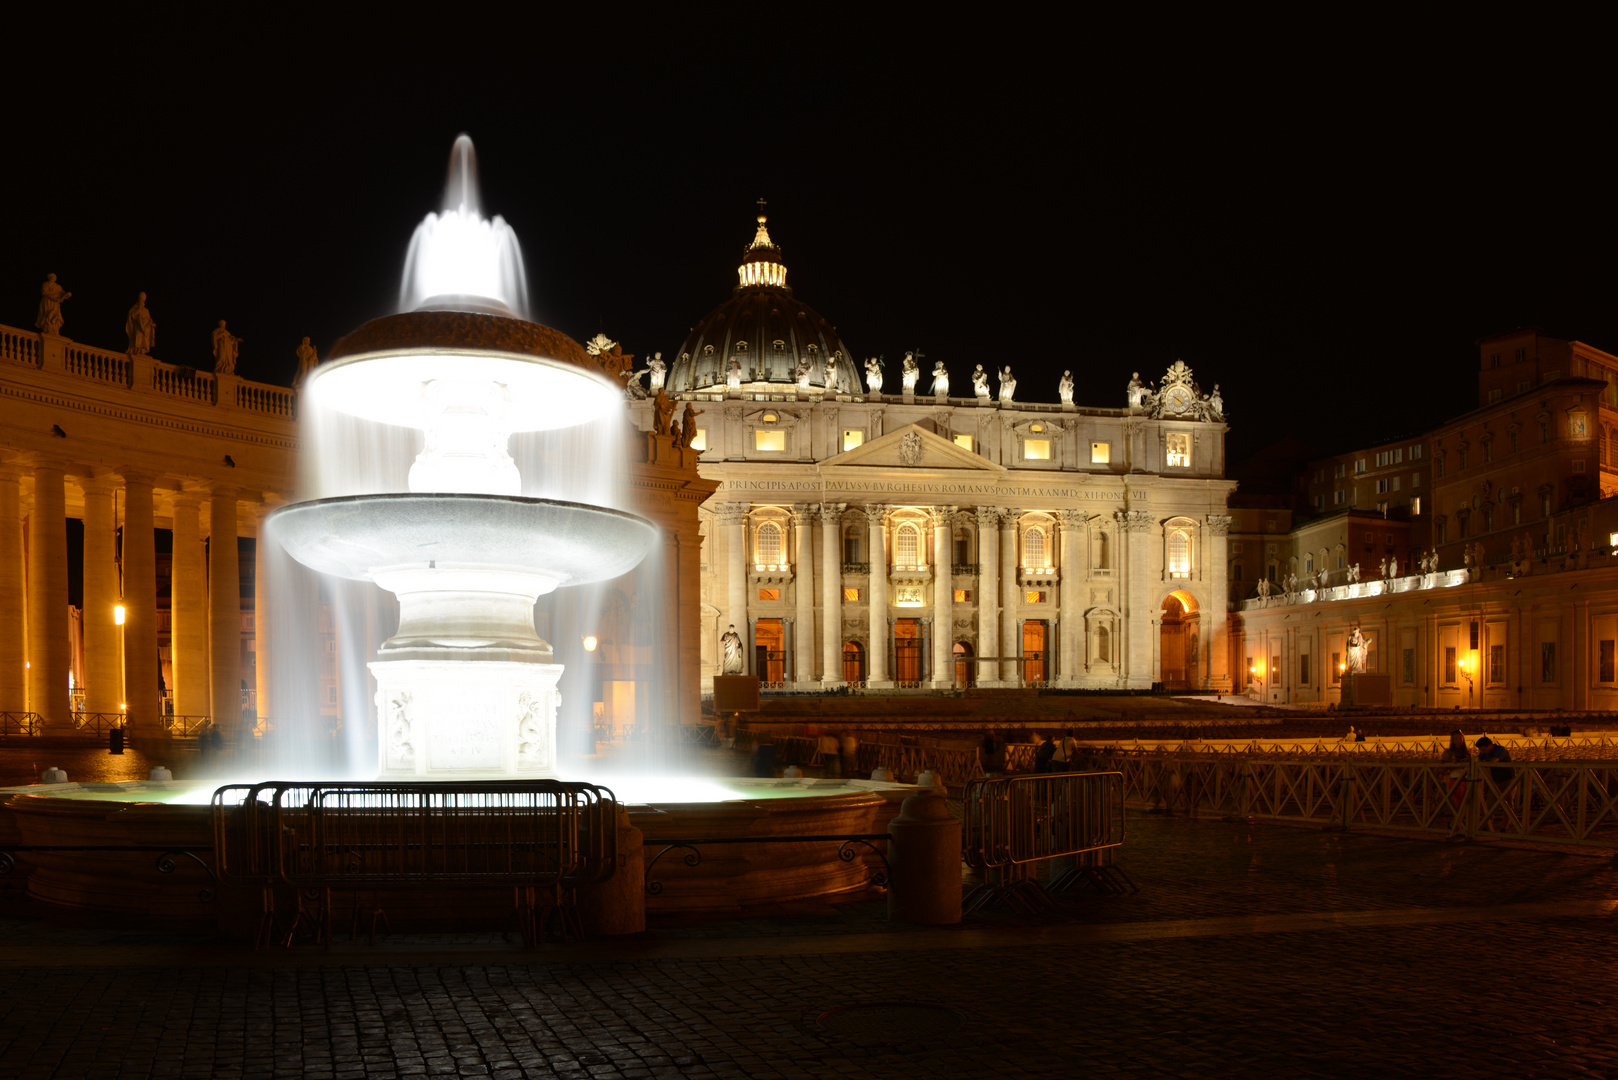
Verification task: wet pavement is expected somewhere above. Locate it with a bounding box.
[2,812,1617,1077]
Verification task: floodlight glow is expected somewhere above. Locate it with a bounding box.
[113,605,125,625]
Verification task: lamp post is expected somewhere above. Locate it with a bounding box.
[1458,654,1474,709]
[113,604,127,727]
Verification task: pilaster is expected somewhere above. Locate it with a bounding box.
[819,503,846,687]
[865,504,891,687]
[976,506,1000,686]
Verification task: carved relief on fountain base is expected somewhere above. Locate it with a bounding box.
[371,659,564,778]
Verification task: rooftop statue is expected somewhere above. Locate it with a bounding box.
[1058,370,1074,405]
[124,292,156,356]
[901,351,919,394]
[725,355,743,389]
[971,364,990,399]
[680,402,703,449]
[1127,371,1146,409]
[294,336,319,386]
[653,386,675,436]
[864,357,883,395]
[35,273,70,335]
[998,365,1016,403]
[929,359,949,397]
[646,352,666,393]
[794,353,813,389]
[211,320,241,375]
[1207,383,1224,419]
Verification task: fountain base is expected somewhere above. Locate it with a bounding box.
[372,659,562,777]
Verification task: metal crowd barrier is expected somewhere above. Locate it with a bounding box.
[961,770,1132,914]
[211,780,619,948]
[1104,752,1618,849]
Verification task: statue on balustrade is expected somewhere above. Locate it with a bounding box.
[971,364,990,399]
[124,292,156,356]
[1058,370,1074,405]
[211,320,241,375]
[901,351,920,394]
[864,356,884,394]
[1379,556,1389,579]
[998,365,1017,402]
[680,403,703,448]
[653,386,675,436]
[720,624,744,674]
[794,354,813,389]
[929,359,949,397]
[1127,371,1147,409]
[294,336,319,386]
[1208,383,1224,418]
[1389,555,1399,577]
[35,274,70,335]
[725,355,743,389]
[646,352,666,393]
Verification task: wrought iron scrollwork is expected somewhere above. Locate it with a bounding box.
[837,838,890,887]
[644,843,702,895]
[156,849,217,903]
[0,851,14,876]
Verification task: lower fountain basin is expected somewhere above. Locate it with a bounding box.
[266,493,657,589]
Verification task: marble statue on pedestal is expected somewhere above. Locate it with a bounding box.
[1379,556,1389,579]
[720,624,744,674]
[1256,577,1271,600]
[864,357,884,394]
[1058,370,1074,405]
[1346,627,1368,674]
[997,365,1016,402]
[211,321,241,375]
[125,292,156,356]
[901,351,919,394]
[1389,555,1399,577]
[929,360,949,397]
[971,365,990,399]
[35,274,70,335]
[294,337,319,386]
[1208,384,1224,418]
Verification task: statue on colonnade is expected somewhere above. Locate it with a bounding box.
[125,292,156,355]
[35,274,70,334]
[680,402,704,449]
[211,320,241,375]
[998,365,1016,402]
[901,351,920,394]
[294,337,319,386]
[864,357,884,394]
[971,364,990,399]
[929,359,949,397]
[1058,370,1074,405]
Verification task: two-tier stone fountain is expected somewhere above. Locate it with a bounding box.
[266,136,655,778]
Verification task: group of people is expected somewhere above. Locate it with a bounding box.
[1440,729,1514,808]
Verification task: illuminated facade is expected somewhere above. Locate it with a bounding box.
[631,216,1236,691]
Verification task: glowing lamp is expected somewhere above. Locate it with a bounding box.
[113,604,126,625]
[582,635,598,652]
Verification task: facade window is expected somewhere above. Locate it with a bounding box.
[1023,438,1050,461]
[954,536,970,565]
[953,434,973,452]
[1305,555,1314,573]
[1444,646,1457,684]
[1403,648,1416,684]
[1436,520,1447,543]
[1541,420,1549,443]
[895,523,921,567]
[1093,531,1110,570]
[1510,431,1519,453]
[844,587,860,602]
[689,428,708,451]
[1334,490,1346,505]
[1026,590,1047,603]
[1484,441,1493,463]
[953,589,969,602]
[1458,450,1467,470]
[1166,433,1191,468]
[1375,479,1389,494]
[1411,444,1424,459]
[842,430,864,451]
[1167,530,1191,578]
[755,429,785,452]
[1354,458,1367,474]
[1024,526,1047,569]
[1488,388,1502,403]
[842,528,861,563]
[1091,441,1110,464]
[1512,502,1521,526]
[1573,459,1587,473]
[1300,652,1310,686]
[1542,642,1556,682]
[1603,640,1616,684]
[1412,496,1422,515]
[1232,563,1243,580]
[758,588,779,601]
[1335,463,1347,478]
[755,522,783,567]
[1489,644,1505,685]
[1482,508,1492,531]
[1543,494,1553,518]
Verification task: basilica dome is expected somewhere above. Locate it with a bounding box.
[666,215,858,394]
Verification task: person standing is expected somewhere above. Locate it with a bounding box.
[1051,729,1078,772]
[1034,733,1055,774]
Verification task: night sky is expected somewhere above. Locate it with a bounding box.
[4,13,1613,466]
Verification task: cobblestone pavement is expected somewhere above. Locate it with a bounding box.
[4,813,1618,1078]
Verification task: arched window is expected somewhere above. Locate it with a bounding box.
[1168,528,1191,578]
[1233,562,1243,580]
[896,523,920,566]
[1025,526,1047,569]
[1094,531,1110,570]
[843,525,862,564]
[756,522,783,568]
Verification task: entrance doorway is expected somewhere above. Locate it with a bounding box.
[894,618,923,687]
[1021,620,1047,685]
[954,641,975,687]
[842,640,865,684]
[1160,591,1199,689]
[755,618,785,686]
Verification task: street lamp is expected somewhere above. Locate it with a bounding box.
[1458,654,1475,709]
[582,635,598,652]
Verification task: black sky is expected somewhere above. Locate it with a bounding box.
[4,11,1614,467]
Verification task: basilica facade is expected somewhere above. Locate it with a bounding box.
[630,216,1237,692]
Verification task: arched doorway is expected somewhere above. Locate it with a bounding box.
[842,640,865,684]
[1159,591,1200,689]
[954,641,975,687]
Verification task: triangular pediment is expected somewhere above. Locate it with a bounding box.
[820,423,1004,472]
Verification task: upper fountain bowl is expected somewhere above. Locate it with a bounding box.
[308,310,623,433]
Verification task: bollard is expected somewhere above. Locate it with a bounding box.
[887,792,961,925]
[916,769,947,796]
[41,767,68,783]
[108,727,125,755]
[148,766,173,782]
[870,766,893,782]
[580,807,646,936]
[782,765,804,778]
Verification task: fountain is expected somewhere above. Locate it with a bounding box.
[267,136,655,778]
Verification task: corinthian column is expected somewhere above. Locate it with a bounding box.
[80,475,121,715]
[0,466,23,715]
[931,507,954,688]
[1057,510,1087,686]
[976,506,1000,686]
[171,491,209,720]
[121,474,161,733]
[718,502,749,674]
[792,504,816,685]
[1119,508,1154,689]
[27,463,70,728]
[1000,508,1022,685]
[208,489,241,735]
[1206,514,1232,689]
[820,503,845,687]
[865,504,891,687]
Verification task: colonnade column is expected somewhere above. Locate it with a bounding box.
[120,474,161,732]
[1057,510,1086,686]
[208,489,241,736]
[976,506,1000,686]
[865,504,890,687]
[999,508,1021,685]
[0,466,23,715]
[931,507,953,688]
[719,503,748,673]
[27,462,70,728]
[1206,514,1231,688]
[81,475,121,715]
[792,504,815,686]
[171,491,209,720]
[819,503,845,687]
[251,506,274,731]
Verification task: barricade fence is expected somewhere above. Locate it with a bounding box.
[1103,752,1618,849]
[211,780,620,948]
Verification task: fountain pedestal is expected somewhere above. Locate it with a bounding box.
[373,659,562,777]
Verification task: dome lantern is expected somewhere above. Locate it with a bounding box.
[738,213,788,291]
